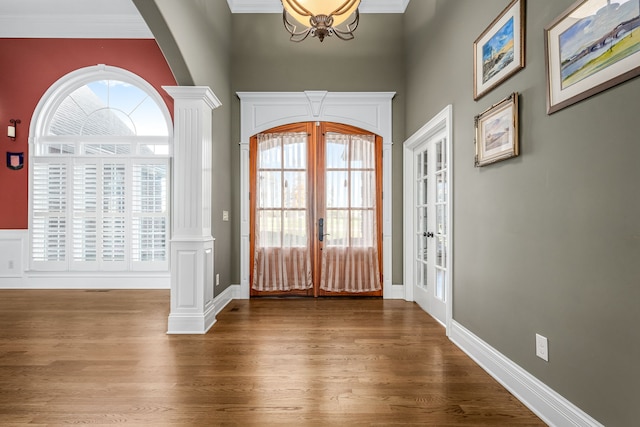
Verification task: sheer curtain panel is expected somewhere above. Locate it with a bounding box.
[252,132,312,291]
[320,133,381,293]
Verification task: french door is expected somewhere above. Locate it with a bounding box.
[250,122,383,297]
[413,130,448,324]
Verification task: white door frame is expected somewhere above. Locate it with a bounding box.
[403,105,453,333]
[236,91,399,299]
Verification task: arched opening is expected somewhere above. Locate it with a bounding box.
[250,122,383,297]
[29,65,173,277]
[237,91,398,299]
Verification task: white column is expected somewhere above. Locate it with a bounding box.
[163,86,221,334]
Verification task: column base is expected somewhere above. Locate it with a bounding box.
[167,302,217,334]
[167,237,215,334]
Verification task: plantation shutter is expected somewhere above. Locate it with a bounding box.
[32,161,69,271]
[131,162,168,269]
[30,74,171,273]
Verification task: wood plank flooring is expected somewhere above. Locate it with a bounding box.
[0,290,545,426]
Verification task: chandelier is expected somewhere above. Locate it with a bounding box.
[281,0,361,42]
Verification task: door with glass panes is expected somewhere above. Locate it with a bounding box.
[413,130,448,324]
[250,122,383,297]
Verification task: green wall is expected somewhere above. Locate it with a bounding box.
[140,1,640,423]
[404,1,640,426]
[134,0,234,296]
[230,13,407,285]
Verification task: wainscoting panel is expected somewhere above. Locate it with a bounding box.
[0,230,26,278]
[0,229,170,289]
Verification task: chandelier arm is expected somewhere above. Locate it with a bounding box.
[282,0,313,17]
[282,10,312,42]
[291,31,312,42]
[331,0,361,17]
[332,30,354,41]
[332,9,359,39]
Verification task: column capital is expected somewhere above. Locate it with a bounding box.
[163,86,221,110]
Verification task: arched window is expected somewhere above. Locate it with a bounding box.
[30,65,172,272]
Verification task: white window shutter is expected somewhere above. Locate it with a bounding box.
[31,162,68,270]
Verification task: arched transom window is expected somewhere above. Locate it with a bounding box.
[31,65,172,272]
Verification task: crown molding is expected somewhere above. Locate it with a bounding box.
[0,14,153,39]
[227,0,410,14]
[0,0,409,39]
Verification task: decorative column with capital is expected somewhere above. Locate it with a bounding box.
[163,86,221,334]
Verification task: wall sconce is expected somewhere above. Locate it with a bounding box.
[8,119,20,141]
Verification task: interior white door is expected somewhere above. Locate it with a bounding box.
[413,130,448,325]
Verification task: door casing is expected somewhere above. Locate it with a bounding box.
[237,91,397,299]
[403,105,453,333]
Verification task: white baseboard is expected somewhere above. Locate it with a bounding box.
[214,284,239,316]
[449,320,604,427]
[166,285,239,334]
[385,283,405,299]
[0,277,26,288]
[167,303,217,334]
[0,272,171,289]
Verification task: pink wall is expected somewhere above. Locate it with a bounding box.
[0,38,177,229]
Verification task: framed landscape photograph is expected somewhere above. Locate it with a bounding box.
[545,0,640,114]
[475,92,519,167]
[473,0,526,100]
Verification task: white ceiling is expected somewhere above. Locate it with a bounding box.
[0,0,410,38]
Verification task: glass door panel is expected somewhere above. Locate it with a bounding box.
[434,138,448,307]
[413,135,448,324]
[251,122,382,297]
[416,150,429,289]
[250,124,313,296]
[319,126,382,296]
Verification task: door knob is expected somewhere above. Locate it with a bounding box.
[424,231,434,238]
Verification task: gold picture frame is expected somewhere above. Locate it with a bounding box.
[474,92,519,167]
[545,0,640,114]
[473,0,526,100]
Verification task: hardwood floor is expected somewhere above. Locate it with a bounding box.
[0,290,545,426]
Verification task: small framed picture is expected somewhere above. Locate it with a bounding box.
[473,0,526,100]
[545,0,640,114]
[6,152,24,170]
[474,92,519,167]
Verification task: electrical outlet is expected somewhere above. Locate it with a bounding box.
[536,334,549,361]
[216,273,220,286]
[222,211,229,221]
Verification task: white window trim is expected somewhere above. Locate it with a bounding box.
[236,91,400,299]
[28,64,173,280]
